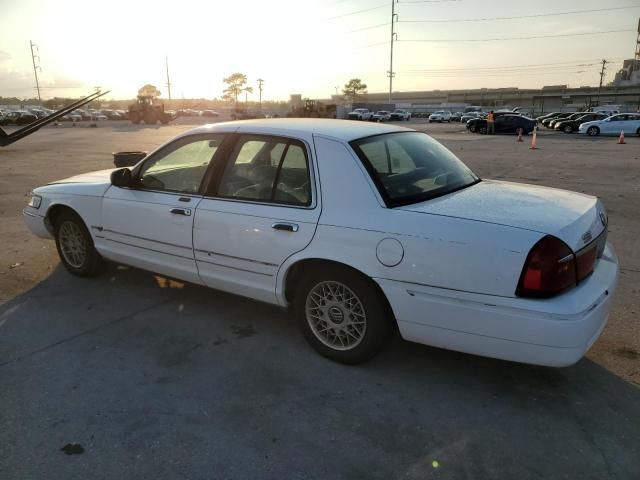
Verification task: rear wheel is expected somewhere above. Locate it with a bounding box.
[587,126,600,136]
[53,210,102,276]
[294,265,391,364]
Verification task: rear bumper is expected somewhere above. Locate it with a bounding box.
[375,242,619,367]
[23,208,52,239]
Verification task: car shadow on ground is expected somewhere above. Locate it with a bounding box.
[1,263,639,480]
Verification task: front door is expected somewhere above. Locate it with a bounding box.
[193,133,320,304]
[98,134,225,284]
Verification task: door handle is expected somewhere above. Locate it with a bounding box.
[170,208,192,216]
[272,222,299,232]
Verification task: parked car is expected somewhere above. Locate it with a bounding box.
[2,110,38,125]
[372,111,391,122]
[428,111,452,123]
[542,112,573,128]
[390,109,411,121]
[578,113,640,136]
[200,110,220,117]
[535,112,562,124]
[467,114,536,135]
[348,108,373,121]
[450,112,464,122]
[555,113,608,134]
[550,112,587,129]
[23,119,618,366]
[461,112,482,124]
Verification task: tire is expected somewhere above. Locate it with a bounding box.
[478,126,488,134]
[53,210,102,277]
[636,127,640,137]
[294,265,391,364]
[469,124,477,133]
[587,126,600,136]
[563,125,573,134]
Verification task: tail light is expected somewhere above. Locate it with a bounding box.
[516,236,576,298]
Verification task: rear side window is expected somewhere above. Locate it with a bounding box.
[217,135,311,206]
[351,132,479,207]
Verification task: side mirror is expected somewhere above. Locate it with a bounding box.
[111,168,132,188]
[113,151,146,168]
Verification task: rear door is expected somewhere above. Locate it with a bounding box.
[193,133,320,304]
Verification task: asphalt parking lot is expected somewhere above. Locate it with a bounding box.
[1,118,639,479]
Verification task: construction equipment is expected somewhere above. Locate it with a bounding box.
[0,90,108,147]
[289,99,337,118]
[128,84,174,125]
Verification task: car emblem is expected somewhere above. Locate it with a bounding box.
[582,231,593,244]
[599,211,607,227]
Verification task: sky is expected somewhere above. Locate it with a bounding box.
[0,0,638,102]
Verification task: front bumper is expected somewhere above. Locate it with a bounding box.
[375,242,619,367]
[23,208,53,239]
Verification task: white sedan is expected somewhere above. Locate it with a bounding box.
[428,111,452,123]
[579,113,640,136]
[23,119,618,366]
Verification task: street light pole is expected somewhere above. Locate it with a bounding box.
[387,0,397,103]
[257,78,264,111]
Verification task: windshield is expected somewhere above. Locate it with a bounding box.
[350,132,480,207]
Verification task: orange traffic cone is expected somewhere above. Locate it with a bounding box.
[517,128,523,142]
[529,127,538,150]
[617,130,625,144]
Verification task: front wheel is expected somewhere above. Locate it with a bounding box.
[587,126,600,136]
[54,210,102,276]
[563,125,573,134]
[295,266,391,364]
[469,124,477,133]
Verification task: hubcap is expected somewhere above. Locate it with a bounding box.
[305,281,366,351]
[58,221,87,268]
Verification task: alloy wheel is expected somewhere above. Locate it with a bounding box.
[58,220,87,268]
[305,281,367,351]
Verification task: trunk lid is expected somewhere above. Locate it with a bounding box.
[398,179,607,251]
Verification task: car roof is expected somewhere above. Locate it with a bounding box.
[185,118,414,142]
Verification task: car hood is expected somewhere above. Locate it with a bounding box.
[35,168,115,197]
[398,180,606,251]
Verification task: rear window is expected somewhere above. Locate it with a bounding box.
[351,132,479,207]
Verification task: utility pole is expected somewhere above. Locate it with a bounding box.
[165,55,172,101]
[29,40,42,104]
[596,59,607,106]
[257,78,264,111]
[387,0,398,103]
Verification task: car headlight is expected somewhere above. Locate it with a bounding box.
[27,194,42,209]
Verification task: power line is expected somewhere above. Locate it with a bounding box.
[399,0,465,3]
[399,29,634,42]
[398,5,640,23]
[404,58,623,72]
[323,3,388,21]
[346,22,389,33]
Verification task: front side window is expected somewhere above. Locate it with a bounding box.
[351,132,479,207]
[217,135,311,206]
[138,135,223,194]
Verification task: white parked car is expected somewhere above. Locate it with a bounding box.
[372,111,391,122]
[23,119,618,366]
[429,111,452,123]
[390,109,411,121]
[578,113,640,136]
[347,108,373,121]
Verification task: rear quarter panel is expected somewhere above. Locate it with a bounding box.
[276,135,544,303]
